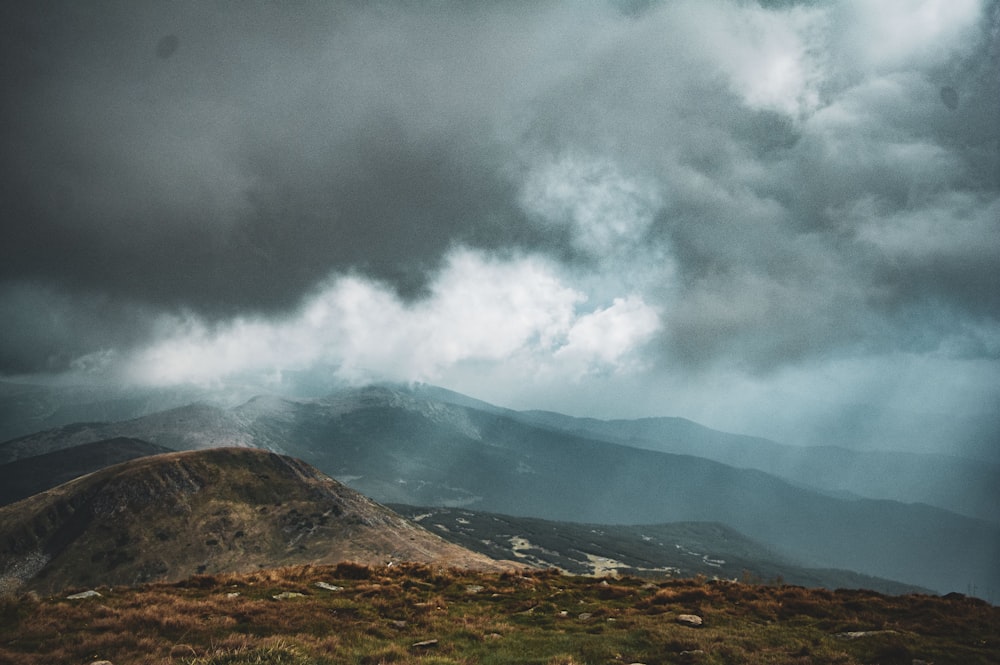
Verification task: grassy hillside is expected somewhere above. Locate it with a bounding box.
[0,563,996,665]
[0,448,500,595]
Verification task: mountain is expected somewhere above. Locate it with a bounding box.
[389,505,929,596]
[415,385,1000,524]
[0,401,261,465]
[0,437,173,506]
[6,383,994,523]
[0,447,504,595]
[2,385,997,596]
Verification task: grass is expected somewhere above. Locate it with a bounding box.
[0,563,997,665]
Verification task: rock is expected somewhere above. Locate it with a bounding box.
[676,614,703,627]
[411,639,439,649]
[272,591,306,600]
[577,612,592,620]
[66,590,102,600]
[314,581,343,591]
[390,620,408,629]
[89,661,114,665]
[835,630,898,640]
[465,584,484,594]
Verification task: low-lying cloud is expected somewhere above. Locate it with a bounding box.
[126,249,661,388]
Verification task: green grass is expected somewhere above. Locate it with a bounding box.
[0,563,997,665]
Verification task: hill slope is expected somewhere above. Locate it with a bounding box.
[390,505,930,596]
[0,448,503,595]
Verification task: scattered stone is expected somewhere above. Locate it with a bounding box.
[225,592,240,598]
[577,612,592,620]
[676,614,703,627]
[411,639,439,649]
[88,661,114,665]
[314,581,344,592]
[66,590,102,600]
[835,630,898,640]
[272,591,306,600]
[390,620,408,629]
[465,584,484,594]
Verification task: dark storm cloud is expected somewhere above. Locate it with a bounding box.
[0,1,547,322]
[0,282,159,374]
[1,0,998,408]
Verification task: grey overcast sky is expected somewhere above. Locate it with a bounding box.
[1,0,998,450]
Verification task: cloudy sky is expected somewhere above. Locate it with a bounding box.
[2,0,998,451]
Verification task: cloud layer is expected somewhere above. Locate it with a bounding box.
[126,249,660,387]
[1,0,997,448]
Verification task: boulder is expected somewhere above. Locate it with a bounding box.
[676,614,703,627]
[67,590,102,600]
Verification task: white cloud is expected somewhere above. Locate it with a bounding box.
[694,2,828,117]
[127,248,660,387]
[554,296,662,378]
[519,153,663,255]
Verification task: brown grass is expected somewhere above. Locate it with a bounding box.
[0,565,997,665]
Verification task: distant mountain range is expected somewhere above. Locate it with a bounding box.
[0,447,502,595]
[412,384,1000,524]
[1,383,997,597]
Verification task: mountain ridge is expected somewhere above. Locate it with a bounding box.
[1,384,997,596]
